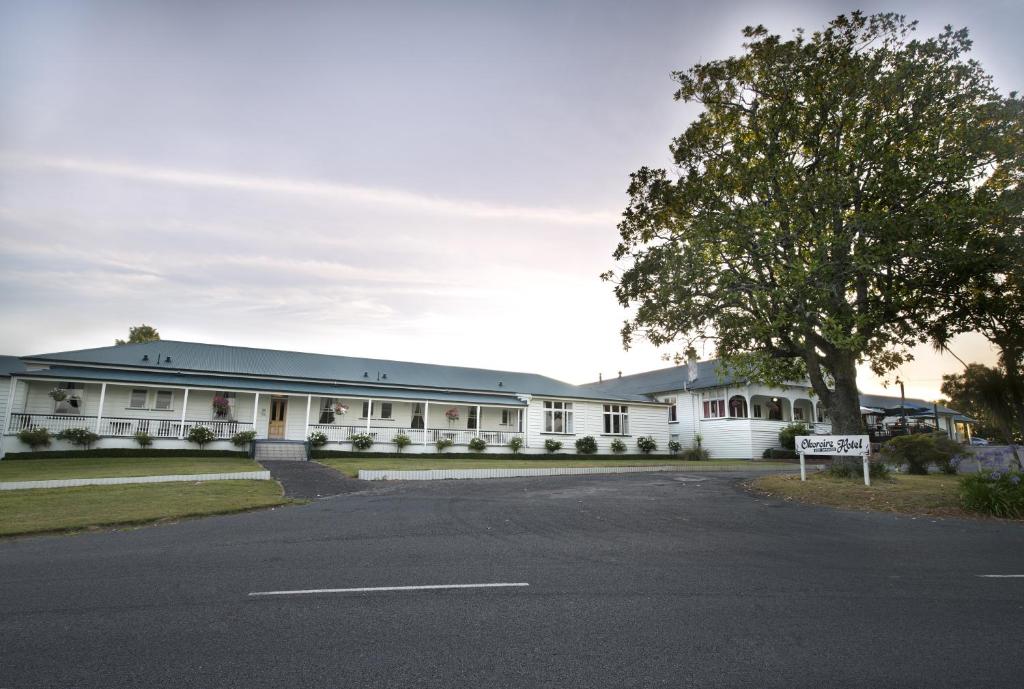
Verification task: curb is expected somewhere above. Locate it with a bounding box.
[0,470,272,491]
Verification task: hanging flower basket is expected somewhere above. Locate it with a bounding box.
[334,403,349,415]
[48,388,68,402]
[445,407,460,427]
[212,395,231,419]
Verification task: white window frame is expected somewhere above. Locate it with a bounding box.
[603,404,629,435]
[467,406,478,430]
[665,396,678,423]
[542,400,574,434]
[129,388,148,409]
[154,390,173,411]
[379,402,393,420]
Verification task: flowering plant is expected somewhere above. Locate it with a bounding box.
[48,388,68,402]
[334,403,349,415]
[445,408,460,421]
[212,396,231,418]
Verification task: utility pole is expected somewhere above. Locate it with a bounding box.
[895,377,907,432]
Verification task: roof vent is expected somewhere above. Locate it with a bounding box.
[164,356,172,363]
[381,373,388,380]
[363,371,369,378]
[618,370,622,378]
[498,381,503,387]
[598,373,602,382]
[142,355,149,362]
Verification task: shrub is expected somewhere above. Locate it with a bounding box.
[435,437,454,452]
[507,436,524,454]
[468,437,487,452]
[960,470,1024,518]
[350,433,374,451]
[56,427,100,450]
[231,430,257,447]
[636,436,658,454]
[187,425,217,449]
[575,436,598,454]
[610,439,627,454]
[668,440,682,455]
[394,433,412,453]
[779,423,811,451]
[17,427,51,450]
[881,432,966,475]
[134,431,153,448]
[307,431,329,448]
[544,438,563,453]
[763,447,798,460]
[826,460,891,480]
[681,445,710,461]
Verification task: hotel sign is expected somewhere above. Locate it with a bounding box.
[795,435,869,457]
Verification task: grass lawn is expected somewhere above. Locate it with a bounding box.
[0,456,262,482]
[747,473,970,517]
[319,457,795,478]
[0,480,290,536]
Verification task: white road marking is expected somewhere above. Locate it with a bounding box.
[977,574,1024,578]
[249,582,530,597]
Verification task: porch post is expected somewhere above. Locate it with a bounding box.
[305,395,312,440]
[522,404,529,447]
[476,405,481,438]
[252,393,260,437]
[179,388,190,439]
[366,398,372,432]
[3,377,17,437]
[94,383,107,434]
[423,401,430,447]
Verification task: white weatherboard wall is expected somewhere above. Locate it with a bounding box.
[525,399,669,453]
[0,377,10,458]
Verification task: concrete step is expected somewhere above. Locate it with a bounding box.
[253,441,308,462]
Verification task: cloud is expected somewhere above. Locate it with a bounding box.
[0,153,618,226]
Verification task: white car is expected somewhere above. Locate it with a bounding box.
[969,437,990,446]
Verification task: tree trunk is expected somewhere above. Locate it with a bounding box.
[829,354,863,435]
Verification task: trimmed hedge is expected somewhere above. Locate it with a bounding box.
[2,448,249,460]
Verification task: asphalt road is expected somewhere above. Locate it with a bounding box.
[1,471,1022,688]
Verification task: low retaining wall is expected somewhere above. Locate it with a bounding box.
[362,465,687,481]
[957,445,1024,473]
[0,470,272,491]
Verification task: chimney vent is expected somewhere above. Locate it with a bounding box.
[687,348,699,383]
[618,370,622,378]
[598,373,603,382]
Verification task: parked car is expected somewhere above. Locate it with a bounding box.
[969,437,990,446]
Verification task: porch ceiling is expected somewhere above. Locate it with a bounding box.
[14,367,527,407]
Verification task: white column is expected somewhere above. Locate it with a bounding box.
[522,403,529,447]
[94,383,107,434]
[423,401,430,447]
[476,405,481,438]
[366,398,372,432]
[253,393,260,437]
[3,378,18,442]
[179,388,190,439]
[305,394,312,440]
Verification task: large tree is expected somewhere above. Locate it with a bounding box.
[942,364,1022,468]
[115,324,161,346]
[606,12,1022,434]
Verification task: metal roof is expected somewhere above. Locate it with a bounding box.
[21,341,658,403]
[857,393,962,417]
[17,366,527,407]
[0,355,26,377]
[582,360,743,395]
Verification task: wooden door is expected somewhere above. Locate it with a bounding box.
[269,397,287,439]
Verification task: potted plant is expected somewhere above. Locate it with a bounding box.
[212,395,231,419]
[48,388,68,402]
[334,402,349,415]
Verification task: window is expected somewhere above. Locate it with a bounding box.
[665,396,678,422]
[794,407,804,421]
[753,404,762,419]
[543,401,574,434]
[379,402,393,420]
[728,396,748,418]
[54,382,83,414]
[702,400,726,418]
[154,390,173,410]
[411,403,424,429]
[467,406,478,430]
[319,398,336,424]
[603,404,629,435]
[129,389,148,409]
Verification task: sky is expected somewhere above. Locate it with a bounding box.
[0,0,1019,402]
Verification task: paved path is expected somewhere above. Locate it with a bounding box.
[2,471,1023,688]
[258,460,370,499]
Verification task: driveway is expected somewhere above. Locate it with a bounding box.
[1,471,1022,688]
[259,459,371,499]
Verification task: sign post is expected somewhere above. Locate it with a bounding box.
[795,435,871,485]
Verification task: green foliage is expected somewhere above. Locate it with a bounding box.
[881,432,967,475]
[610,439,627,454]
[826,460,891,480]
[467,437,487,452]
[393,433,412,452]
[134,431,153,448]
[55,427,100,450]
[186,425,217,449]
[636,436,658,454]
[605,12,1022,435]
[544,438,563,453]
[959,471,1024,518]
[575,436,598,454]
[942,364,1023,450]
[680,445,710,461]
[350,433,374,451]
[307,431,329,448]
[507,436,524,454]
[17,427,51,450]
[231,430,257,447]
[779,423,811,451]
[763,447,798,460]
[115,324,160,345]
[435,437,454,453]
[668,440,682,455]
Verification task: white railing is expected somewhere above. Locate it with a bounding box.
[7,413,95,435]
[305,425,524,448]
[178,420,253,439]
[478,430,523,446]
